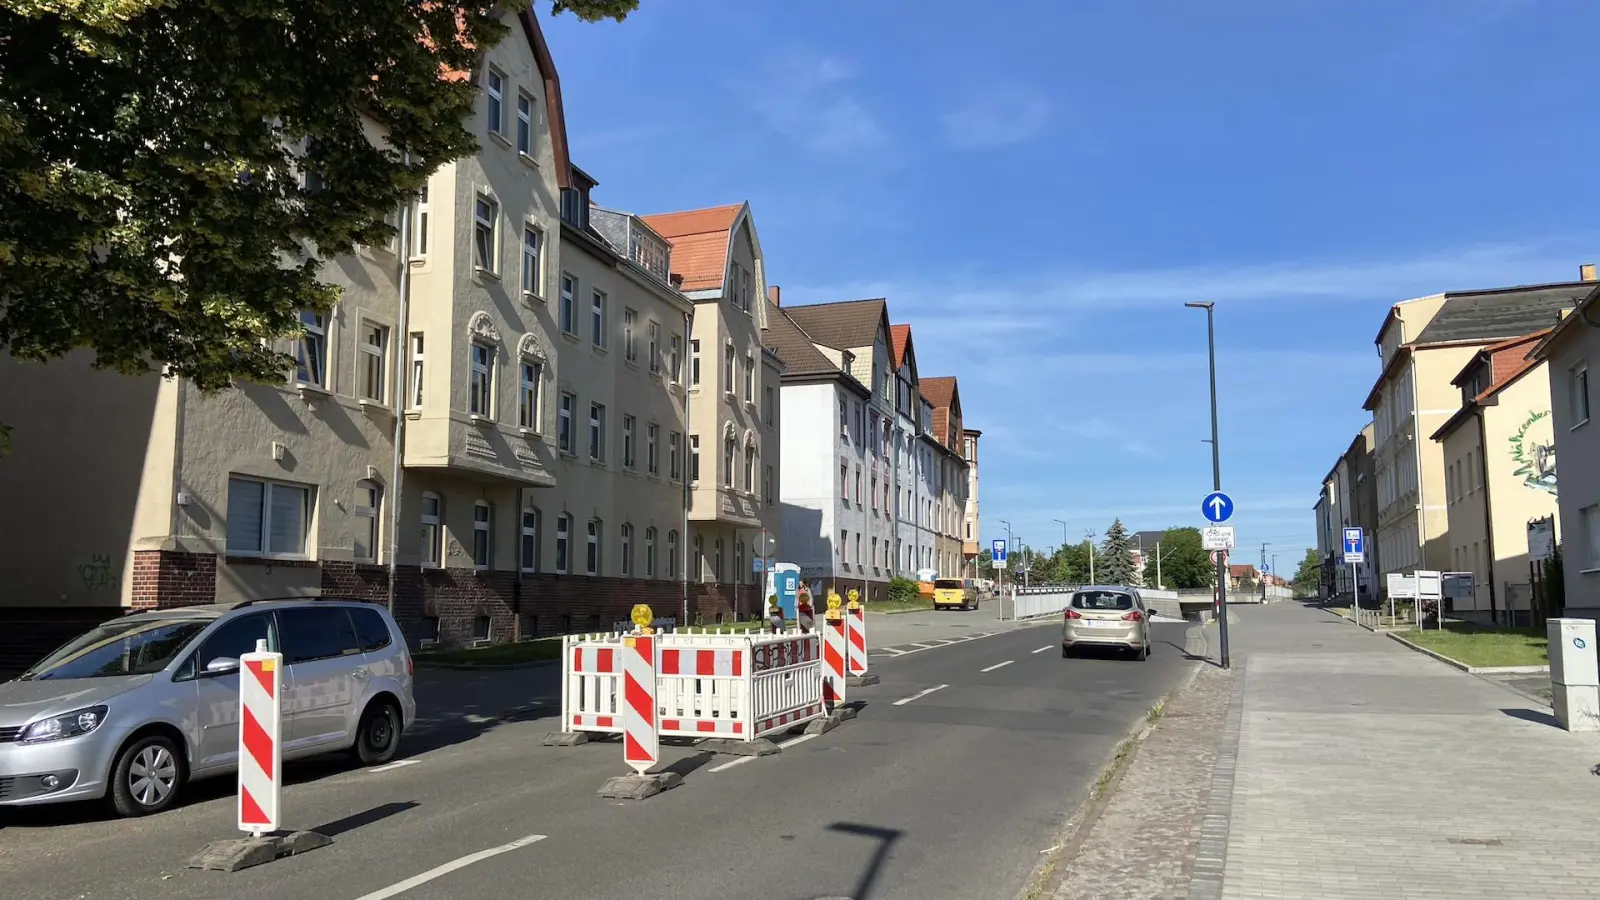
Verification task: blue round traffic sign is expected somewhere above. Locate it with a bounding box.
[1576,637,1588,650]
[1201,491,1234,523]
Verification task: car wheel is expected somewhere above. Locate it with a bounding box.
[1061,645,1071,658]
[108,734,185,818]
[353,699,403,766]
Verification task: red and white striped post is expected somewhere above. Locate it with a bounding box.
[238,639,282,837]
[845,589,868,675]
[822,593,848,710]
[622,605,659,776]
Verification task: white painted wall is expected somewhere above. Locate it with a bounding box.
[778,383,848,578]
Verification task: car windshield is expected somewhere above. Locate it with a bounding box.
[934,579,963,589]
[1071,591,1135,611]
[20,617,212,681]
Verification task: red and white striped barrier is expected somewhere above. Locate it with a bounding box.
[846,605,868,675]
[238,640,282,837]
[563,634,626,734]
[822,617,849,709]
[659,645,745,739]
[621,634,658,776]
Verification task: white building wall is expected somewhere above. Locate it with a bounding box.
[777,383,846,581]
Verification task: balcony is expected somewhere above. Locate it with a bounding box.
[403,410,555,486]
[590,207,672,285]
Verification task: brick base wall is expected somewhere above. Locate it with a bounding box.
[130,550,217,609]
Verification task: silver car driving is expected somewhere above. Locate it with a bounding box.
[0,597,416,817]
[1061,586,1152,660]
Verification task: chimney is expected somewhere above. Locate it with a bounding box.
[768,285,781,306]
[1582,263,1597,283]
[669,273,684,289]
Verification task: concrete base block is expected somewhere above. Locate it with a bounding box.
[1553,683,1600,732]
[805,705,858,734]
[847,673,880,687]
[597,771,683,800]
[698,737,782,757]
[187,831,332,872]
[541,731,591,747]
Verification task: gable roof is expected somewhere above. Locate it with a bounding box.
[919,376,961,452]
[638,203,745,293]
[762,302,837,378]
[1411,282,1588,345]
[1529,282,1600,361]
[890,325,911,368]
[920,376,956,410]
[782,299,888,352]
[1431,327,1553,442]
[515,8,572,190]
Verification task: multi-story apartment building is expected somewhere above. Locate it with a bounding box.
[887,324,934,577]
[1531,277,1600,615]
[637,203,784,620]
[765,299,882,598]
[781,298,899,587]
[1363,278,1593,595]
[962,428,983,576]
[1431,328,1559,624]
[918,377,969,578]
[1345,424,1380,600]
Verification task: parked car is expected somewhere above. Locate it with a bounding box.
[1061,586,1151,660]
[932,578,979,611]
[0,597,415,817]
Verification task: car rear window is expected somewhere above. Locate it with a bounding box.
[349,606,393,652]
[1071,591,1135,611]
[934,579,964,589]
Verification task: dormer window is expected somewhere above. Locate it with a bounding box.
[560,186,589,228]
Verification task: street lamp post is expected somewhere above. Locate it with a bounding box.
[1085,530,1098,586]
[1185,300,1231,669]
[1260,542,1270,603]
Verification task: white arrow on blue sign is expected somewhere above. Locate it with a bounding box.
[992,539,1008,562]
[1342,527,1364,556]
[1201,491,1234,523]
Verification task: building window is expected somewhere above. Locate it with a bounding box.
[669,333,682,382]
[841,461,849,501]
[521,227,542,298]
[690,339,701,386]
[518,360,541,430]
[472,502,492,571]
[558,392,575,453]
[839,530,848,564]
[354,480,381,562]
[871,537,879,572]
[690,435,701,483]
[670,431,683,481]
[623,308,638,362]
[485,67,505,136]
[590,290,608,348]
[1574,362,1591,426]
[408,333,425,408]
[355,322,388,403]
[420,492,442,567]
[764,465,774,505]
[296,309,327,388]
[855,465,862,506]
[870,466,879,510]
[765,386,775,427]
[552,513,573,573]
[622,415,636,468]
[648,322,661,374]
[647,423,660,475]
[839,398,848,437]
[520,504,540,573]
[645,527,657,577]
[227,476,312,558]
[724,343,735,394]
[469,342,493,417]
[744,354,754,402]
[473,196,497,273]
[693,534,704,579]
[714,538,724,582]
[744,444,756,492]
[413,184,429,258]
[723,436,736,487]
[515,90,534,155]
[589,403,606,462]
[586,519,602,575]
[1581,503,1600,568]
[667,530,679,579]
[620,523,633,577]
[559,274,576,334]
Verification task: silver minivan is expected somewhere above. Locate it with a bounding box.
[0,597,416,817]
[1061,586,1152,660]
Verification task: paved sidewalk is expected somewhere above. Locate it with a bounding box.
[1217,603,1600,899]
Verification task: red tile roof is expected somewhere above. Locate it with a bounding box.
[889,324,911,369]
[1478,328,1553,402]
[638,203,744,293]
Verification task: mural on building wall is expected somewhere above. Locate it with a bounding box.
[1509,410,1558,497]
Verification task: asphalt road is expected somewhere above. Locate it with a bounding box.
[0,618,1198,900]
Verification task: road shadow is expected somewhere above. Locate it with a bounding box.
[310,800,418,837]
[828,822,903,900]
[661,751,718,780]
[1501,708,1564,729]
[1160,639,1223,668]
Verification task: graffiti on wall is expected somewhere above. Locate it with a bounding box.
[1509,410,1558,497]
[77,554,120,592]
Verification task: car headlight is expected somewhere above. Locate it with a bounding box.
[19,706,108,743]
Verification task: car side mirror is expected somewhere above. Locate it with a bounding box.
[204,656,241,675]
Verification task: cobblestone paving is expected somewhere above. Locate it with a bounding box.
[1049,661,1235,899]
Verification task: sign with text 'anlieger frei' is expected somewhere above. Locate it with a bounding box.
[1341,527,1365,565]
[1202,526,1235,551]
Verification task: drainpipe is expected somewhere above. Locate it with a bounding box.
[1476,409,1499,624]
[680,305,693,626]
[385,163,415,616]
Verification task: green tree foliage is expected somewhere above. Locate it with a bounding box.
[1046,541,1093,584]
[1292,548,1321,595]
[1096,519,1137,586]
[0,0,637,450]
[1140,527,1213,590]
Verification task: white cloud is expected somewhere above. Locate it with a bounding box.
[939,83,1052,149]
[742,55,887,155]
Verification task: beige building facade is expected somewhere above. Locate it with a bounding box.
[962,428,982,576]
[918,377,970,579]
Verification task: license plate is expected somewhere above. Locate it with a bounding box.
[1081,619,1120,628]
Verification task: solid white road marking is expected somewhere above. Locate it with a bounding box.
[893,685,949,706]
[1031,645,1053,654]
[368,759,420,774]
[880,647,909,656]
[909,642,937,649]
[350,834,547,900]
[709,733,819,772]
[980,660,1014,673]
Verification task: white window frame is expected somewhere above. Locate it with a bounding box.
[589,402,606,462]
[516,90,534,155]
[520,503,540,574]
[518,358,541,430]
[620,522,633,578]
[723,436,736,488]
[744,443,756,492]
[622,414,636,469]
[744,353,754,402]
[420,491,443,568]
[521,226,542,299]
[474,194,498,274]
[472,501,492,571]
[412,183,430,259]
[648,322,661,375]
[559,274,576,334]
[586,518,602,576]
[226,475,313,560]
[558,392,575,454]
[764,465,774,505]
[358,320,388,404]
[670,431,683,481]
[469,341,494,417]
[689,434,700,483]
[408,332,425,409]
[624,308,638,363]
[1573,361,1591,428]
[668,530,679,579]
[485,67,505,136]
[647,423,660,475]
[645,526,657,578]
[724,342,735,395]
[555,513,571,574]
[668,333,681,382]
[765,385,775,427]
[354,480,381,563]
[591,289,607,349]
[296,309,327,388]
[690,339,701,387]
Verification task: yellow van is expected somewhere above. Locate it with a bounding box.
[933,578,978,611]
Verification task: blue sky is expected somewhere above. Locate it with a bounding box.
[543,0,1600,575]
